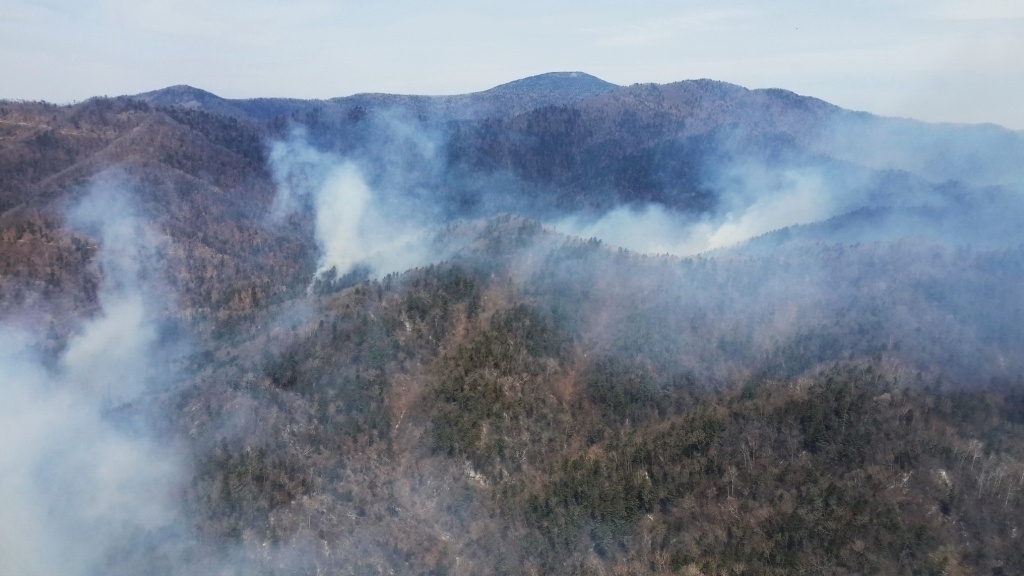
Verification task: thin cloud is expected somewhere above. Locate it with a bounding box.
[601,10,759,48]
[932,0,1024,21]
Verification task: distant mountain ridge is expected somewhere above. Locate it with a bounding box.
[126,72,1024,193]
[130,71,621,121]
[478,71,619,100]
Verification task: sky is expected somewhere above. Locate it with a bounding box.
[2,0,1023,129]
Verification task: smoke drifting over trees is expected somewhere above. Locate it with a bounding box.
[2,72,1024,573]
[0,184,185,576]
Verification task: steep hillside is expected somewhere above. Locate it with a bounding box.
[3,73,1024,575]
[0,98,316,328]
[168,220,1024,574]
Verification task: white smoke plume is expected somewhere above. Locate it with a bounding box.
[0,181,185,576]
[269,129,442,280]
[552,167,835,256]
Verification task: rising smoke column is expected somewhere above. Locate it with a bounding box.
[0,181,186,576]
[268,128,447,280]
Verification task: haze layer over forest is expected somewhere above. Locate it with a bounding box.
[2,72,1024,574]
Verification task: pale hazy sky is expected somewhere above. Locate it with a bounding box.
[3,0,1023,128]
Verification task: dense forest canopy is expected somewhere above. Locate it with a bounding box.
[2,73,1024,574]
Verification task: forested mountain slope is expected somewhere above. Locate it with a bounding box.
[2,73,1024,575]
[174,221,1024,574]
